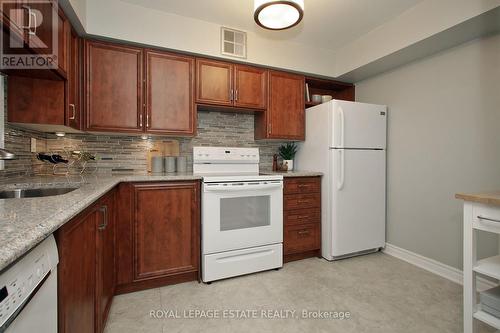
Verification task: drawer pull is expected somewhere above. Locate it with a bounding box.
[298,230,310,235]
[297,215,310,219]
[478,216,500,223]
[297,200,310,204]
[298,184,310,188]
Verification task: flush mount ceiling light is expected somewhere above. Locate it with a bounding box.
[254,0,304,30]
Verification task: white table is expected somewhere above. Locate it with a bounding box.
[457,192,500,333]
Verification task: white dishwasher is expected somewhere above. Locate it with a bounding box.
[0,235,59,333]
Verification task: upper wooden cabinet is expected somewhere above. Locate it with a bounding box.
[84,40,143,133]
[196,59,267,110]
[255,70,305,140]
[84,41,196,136]
[234,65,267,109]
[67,29,81,130]
[196,59,233,106]
[0,2,70,80]
[145,50,196,136]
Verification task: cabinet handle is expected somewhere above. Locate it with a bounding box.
[146,113,150,128]
[230,89,234,101]
[30,9,36,35]
[298,230,310,235]
[21,6,33,34]
[298,184,310,188]
[297,200,310,204]
[235,89,238,101]
[98,205,108,230]
[477,216,500,223]
[297,215,310,219]
[69,104,76,120]
[139,113,143,127]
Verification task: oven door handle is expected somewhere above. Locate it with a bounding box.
[204,183,282,192]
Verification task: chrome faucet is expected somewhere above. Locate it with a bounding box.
[0,148,15,160]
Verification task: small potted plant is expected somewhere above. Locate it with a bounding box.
[278,143,298,171]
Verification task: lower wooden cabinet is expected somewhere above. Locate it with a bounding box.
[115,181,200,293]
[283,177,321,262]
[56,190,115,333]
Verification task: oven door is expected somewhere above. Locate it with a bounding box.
[202,180,283,254]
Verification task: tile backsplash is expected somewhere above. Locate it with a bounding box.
[1,110,289,180]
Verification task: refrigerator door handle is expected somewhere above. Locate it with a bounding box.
[337,150,345,190]
[339,106,345,148]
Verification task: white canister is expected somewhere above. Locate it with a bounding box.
[176,156,187,173]
[151,156,164,173]
[164,156,176,173]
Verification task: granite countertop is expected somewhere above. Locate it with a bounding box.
[0,170,323,272]
[455,192,500,207]
[261,170,323,177]
[0,173,201,272]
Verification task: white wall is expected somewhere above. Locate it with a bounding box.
[356,33,500,269]
[85,0,335,77]
[68,0,87,29]
[334,0,500,77]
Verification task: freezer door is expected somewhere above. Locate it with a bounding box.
[331,100,387,149]
[330,149,386,257]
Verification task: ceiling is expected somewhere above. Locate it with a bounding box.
[120,0,423,51]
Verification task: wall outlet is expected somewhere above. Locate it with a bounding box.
[30,138,37,153]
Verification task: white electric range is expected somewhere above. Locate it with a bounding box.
[193,147,283,282]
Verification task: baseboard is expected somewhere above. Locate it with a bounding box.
[383,243,497,291]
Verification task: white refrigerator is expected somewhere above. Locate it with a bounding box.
[296,99,387,260]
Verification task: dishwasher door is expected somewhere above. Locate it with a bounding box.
[0,235,59,333]
[5,270,57,333]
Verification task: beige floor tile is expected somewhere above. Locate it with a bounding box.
[105,253,496,333]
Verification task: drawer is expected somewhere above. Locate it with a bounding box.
[203,243,282,282]
[284,223,320,255]
[472,204,500,232]
[285,208,320,226]
[284,177,320,195]
[284,193,320,210]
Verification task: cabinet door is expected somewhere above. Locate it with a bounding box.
[196,59,233,106]
[66,29,81,130]
[133,182,199,280]
[85,40,143,133]
[234,65,267,110]
[56,206,97,333]
[145,50,195,135]
[96,193,115,333]
[267,71,305,140]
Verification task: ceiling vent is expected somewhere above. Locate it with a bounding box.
[221,27,247,59]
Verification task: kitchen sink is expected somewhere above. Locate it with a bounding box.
[0,187,79,199]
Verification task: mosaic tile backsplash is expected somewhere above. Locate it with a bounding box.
[1,110,289,180]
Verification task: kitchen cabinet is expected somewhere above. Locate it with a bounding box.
[196,59,267,110]
[234,65,267,109]
[0,2,70,80]
[145,50,196,135]
[115,181,200,294]
[56,190,115,333]
[67,29,81,129]
[255,70,305,140]
[96,192,115,333]
[84,41,197,136]
[6,7,81,131]
[196,59,233,106]
[283,177,321,262]
[84,40,143,133]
